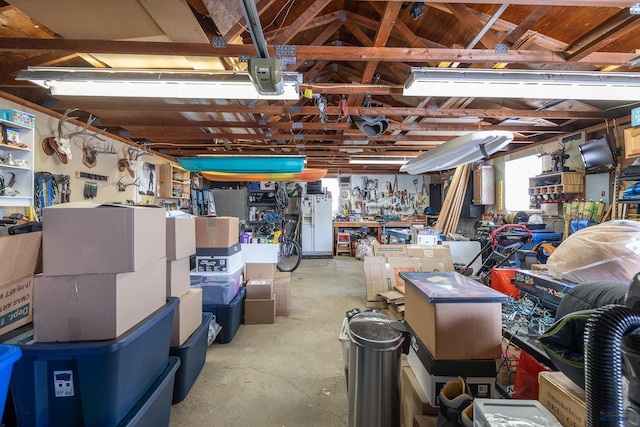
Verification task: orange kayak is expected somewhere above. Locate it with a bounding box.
[201,168,328,182]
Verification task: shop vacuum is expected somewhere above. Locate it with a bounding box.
[585,272,640,426]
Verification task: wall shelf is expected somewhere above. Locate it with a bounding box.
[0,115,34,208]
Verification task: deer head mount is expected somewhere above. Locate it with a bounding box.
[80,129,116,169]
[118,146,150,178]
[43,109,110,165]
[117,176,139,192]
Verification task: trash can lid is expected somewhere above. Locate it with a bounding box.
[348,312,403,349]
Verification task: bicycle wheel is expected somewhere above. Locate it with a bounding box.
[277,239,301,272]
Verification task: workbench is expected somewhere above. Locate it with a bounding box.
[332,221,382,255]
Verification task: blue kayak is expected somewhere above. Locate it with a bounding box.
[177,156,305,173]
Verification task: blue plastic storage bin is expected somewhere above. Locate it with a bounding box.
[118,357,181,427]
[170,312,212,403]
[7,297,178,427]
[190,265,243,305]
[0,346,20,421]
[203,287,245,344]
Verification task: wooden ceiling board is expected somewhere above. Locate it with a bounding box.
[6,0,165,40]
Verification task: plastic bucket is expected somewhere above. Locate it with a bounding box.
[0,345,21,420]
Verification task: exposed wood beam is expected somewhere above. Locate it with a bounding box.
[221,0,276,42]
[356,0,634,6]
[500,6,553,46]
[0,38,632,65]
[446,3,502,49]
[45,101,609,119]
[270,0,333,45]
[100,119,567,133]
[565,10,640,61]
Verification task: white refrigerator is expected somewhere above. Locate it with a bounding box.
[301,194,333,257]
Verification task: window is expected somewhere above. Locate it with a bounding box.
[504,155,542,211]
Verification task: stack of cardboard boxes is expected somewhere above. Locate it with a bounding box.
[166,216,201,347]
[243,245,291,324]
[193,216,243,306]
[35,203,169,342]
[400,271,508,427]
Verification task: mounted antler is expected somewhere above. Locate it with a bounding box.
[118,146,151,178]
[42,108,79,164]
[117,176,139,192]
[82,130,116,169]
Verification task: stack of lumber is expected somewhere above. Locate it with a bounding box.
[434,163,472,235]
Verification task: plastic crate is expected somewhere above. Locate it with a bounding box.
[190,265,243,305]
[202,287,245,344]
[118,357,181,427]
[0,346,20,421]
[170,312,212,404]
[7,297,178,427]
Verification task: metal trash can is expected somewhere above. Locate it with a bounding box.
[347,311,404,427]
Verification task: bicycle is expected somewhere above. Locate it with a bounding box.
[256,217,301,272]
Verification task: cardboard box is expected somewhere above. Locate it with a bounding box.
[407,347,496,407]
[244,297,276,324]
[274,272,291,316]
[404,272,505,360]
[42,203,166,276]
[171,288,203,347]
[195,250,243,273]
[373,244,408,257]
[241,243,279,263]
[246,279,273,299]
[195,216,239,248]
[538,371,586,427]
[34,257,166,342]
[407,245,454,271]
[166,217,196,261]
[401,357,438,427]
[513,270,578,311]
[406,323,497,377]
[0,232,41,335]
[166,257,191,297]
[245,263,276,281]
[364,257,449,301]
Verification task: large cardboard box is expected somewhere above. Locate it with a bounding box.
[364,257,450,302]
[404,272,506,360]
[407,245,454,271]
[195,216,239,248]
[538,371,586,427]
[0,232,42,335]
[171,288,203,347]
[34,257,166,342]
[244,297,276,324]
[166,257,191,297]
[246,279,273,299]
[166,217,196,261]
[274,271,291,316]
[241,243,279,263]
[373,244,407,257]
[42,203,166,276]
[245,263,276,281]
[401,357,438,427]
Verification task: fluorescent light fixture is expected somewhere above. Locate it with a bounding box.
[16,67,301,100]
[404,68,640,101]
[349,157,412,165]
[400,131,513,174]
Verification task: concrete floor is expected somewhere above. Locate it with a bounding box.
[169,256,365,427]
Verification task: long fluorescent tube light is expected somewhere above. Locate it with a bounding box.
[404,68,640,101]
[16,67,301,100]
[349,157,412,165]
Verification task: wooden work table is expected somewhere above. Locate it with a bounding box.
[333,222,382,252]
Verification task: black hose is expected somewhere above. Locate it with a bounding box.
[584,304,640,426]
